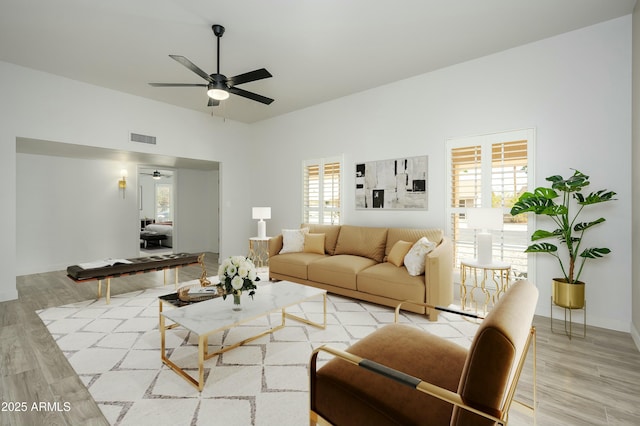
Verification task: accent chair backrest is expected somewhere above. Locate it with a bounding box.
[451,280,538,426]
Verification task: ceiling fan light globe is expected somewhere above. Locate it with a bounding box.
[207,88,229,100]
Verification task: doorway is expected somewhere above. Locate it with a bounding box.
[139,167,175,256]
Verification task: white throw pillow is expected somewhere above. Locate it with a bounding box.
[279,228,309,254]
[404,237,437,276]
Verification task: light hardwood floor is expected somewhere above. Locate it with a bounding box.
[1,255,639,425]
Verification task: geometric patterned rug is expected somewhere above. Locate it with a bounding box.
[37,284,478,426]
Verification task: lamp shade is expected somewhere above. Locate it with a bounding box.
[252,207,271,220]
[467,208,503,230]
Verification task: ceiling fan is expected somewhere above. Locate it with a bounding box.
[141,170,170,180]
[149,24,274,107]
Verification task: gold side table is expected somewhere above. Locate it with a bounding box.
[460,259,511,315]
[249,237,271,268]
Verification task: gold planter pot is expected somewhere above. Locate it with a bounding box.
[552,279,585,309]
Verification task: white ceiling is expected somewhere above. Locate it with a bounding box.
[0,0,635,124]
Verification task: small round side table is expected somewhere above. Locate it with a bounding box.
[460,259,511,315]
[249,237,271,269]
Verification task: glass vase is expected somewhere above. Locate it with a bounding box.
[232,291,242,311]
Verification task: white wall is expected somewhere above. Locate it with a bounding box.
[252,17,633,331]
[632,4,640,348]
[16,154,140,274]
[175,168,220,254]
[1,60,253,300]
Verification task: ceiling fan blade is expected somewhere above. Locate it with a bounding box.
[169,55,213,83]
[228,87,274,105]
[227,68,272,86]
[207,98,220,107]
[149,83,208,87]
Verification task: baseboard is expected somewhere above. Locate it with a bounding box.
[631,321,640,352]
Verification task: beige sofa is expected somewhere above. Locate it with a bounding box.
[268,224,453,320]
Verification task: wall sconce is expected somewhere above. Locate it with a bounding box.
[467,207,503,265]
[252,207,271,238]
[118,169,128,199]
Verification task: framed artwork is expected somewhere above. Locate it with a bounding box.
[355,156,428,210]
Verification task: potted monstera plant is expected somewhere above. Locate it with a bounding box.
[510,169,616,309]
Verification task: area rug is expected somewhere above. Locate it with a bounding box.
[37,285,478,426]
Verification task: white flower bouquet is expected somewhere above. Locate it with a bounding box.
[217,256,259,300]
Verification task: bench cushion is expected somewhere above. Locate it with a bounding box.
[67,253,200,281]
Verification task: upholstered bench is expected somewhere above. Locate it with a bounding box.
[67,253,202,304]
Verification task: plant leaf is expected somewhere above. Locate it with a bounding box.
[574,218,605,232]
[576,190,617,205]
[579,247,611,259]
[548,170,590,193]
[525,243,558,253]
[510,191,562,216]
[531,229,560,241]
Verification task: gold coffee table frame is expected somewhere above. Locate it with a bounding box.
[159,283,326,391]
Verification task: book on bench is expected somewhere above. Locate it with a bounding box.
[78,258,133,269]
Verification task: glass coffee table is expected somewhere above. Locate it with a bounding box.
[159,280,326,391]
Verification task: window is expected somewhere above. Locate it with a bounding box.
[446,129,534,278]
[303,157,342,225]
[155,183,173,223]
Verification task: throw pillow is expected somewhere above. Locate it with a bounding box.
[279,228,309,254]
[304,233,326,254]
[387,240,413,267]
[404,237,437,276]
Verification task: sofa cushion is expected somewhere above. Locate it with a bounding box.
[386,240,412,267]
[304,233,326,254]
[404,237,437,276]
[269,252,327,280]
[280,228,309,254]
[308,255,378,290]
[302,224,342,255]
[334,225,388,262]
[357,263,425,302]
[385,228,443,257]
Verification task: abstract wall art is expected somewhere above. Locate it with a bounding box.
[355,155,428,210]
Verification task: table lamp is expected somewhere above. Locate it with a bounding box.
[252,207,271,239]
[467,207,503,265]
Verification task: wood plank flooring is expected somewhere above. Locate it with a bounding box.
[1,255,639,425]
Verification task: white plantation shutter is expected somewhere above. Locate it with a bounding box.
[303,157,342,225]
[447,130,534,278]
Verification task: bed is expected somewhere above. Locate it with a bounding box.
[142,223,173,247]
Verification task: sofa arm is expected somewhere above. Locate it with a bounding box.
[268,235,283,257]
[424,236,454,320]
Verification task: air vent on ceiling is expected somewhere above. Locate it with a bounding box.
[130,132,156,145]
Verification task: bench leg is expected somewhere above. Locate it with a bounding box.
[97,280,102,299]
[106,278,111,304]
